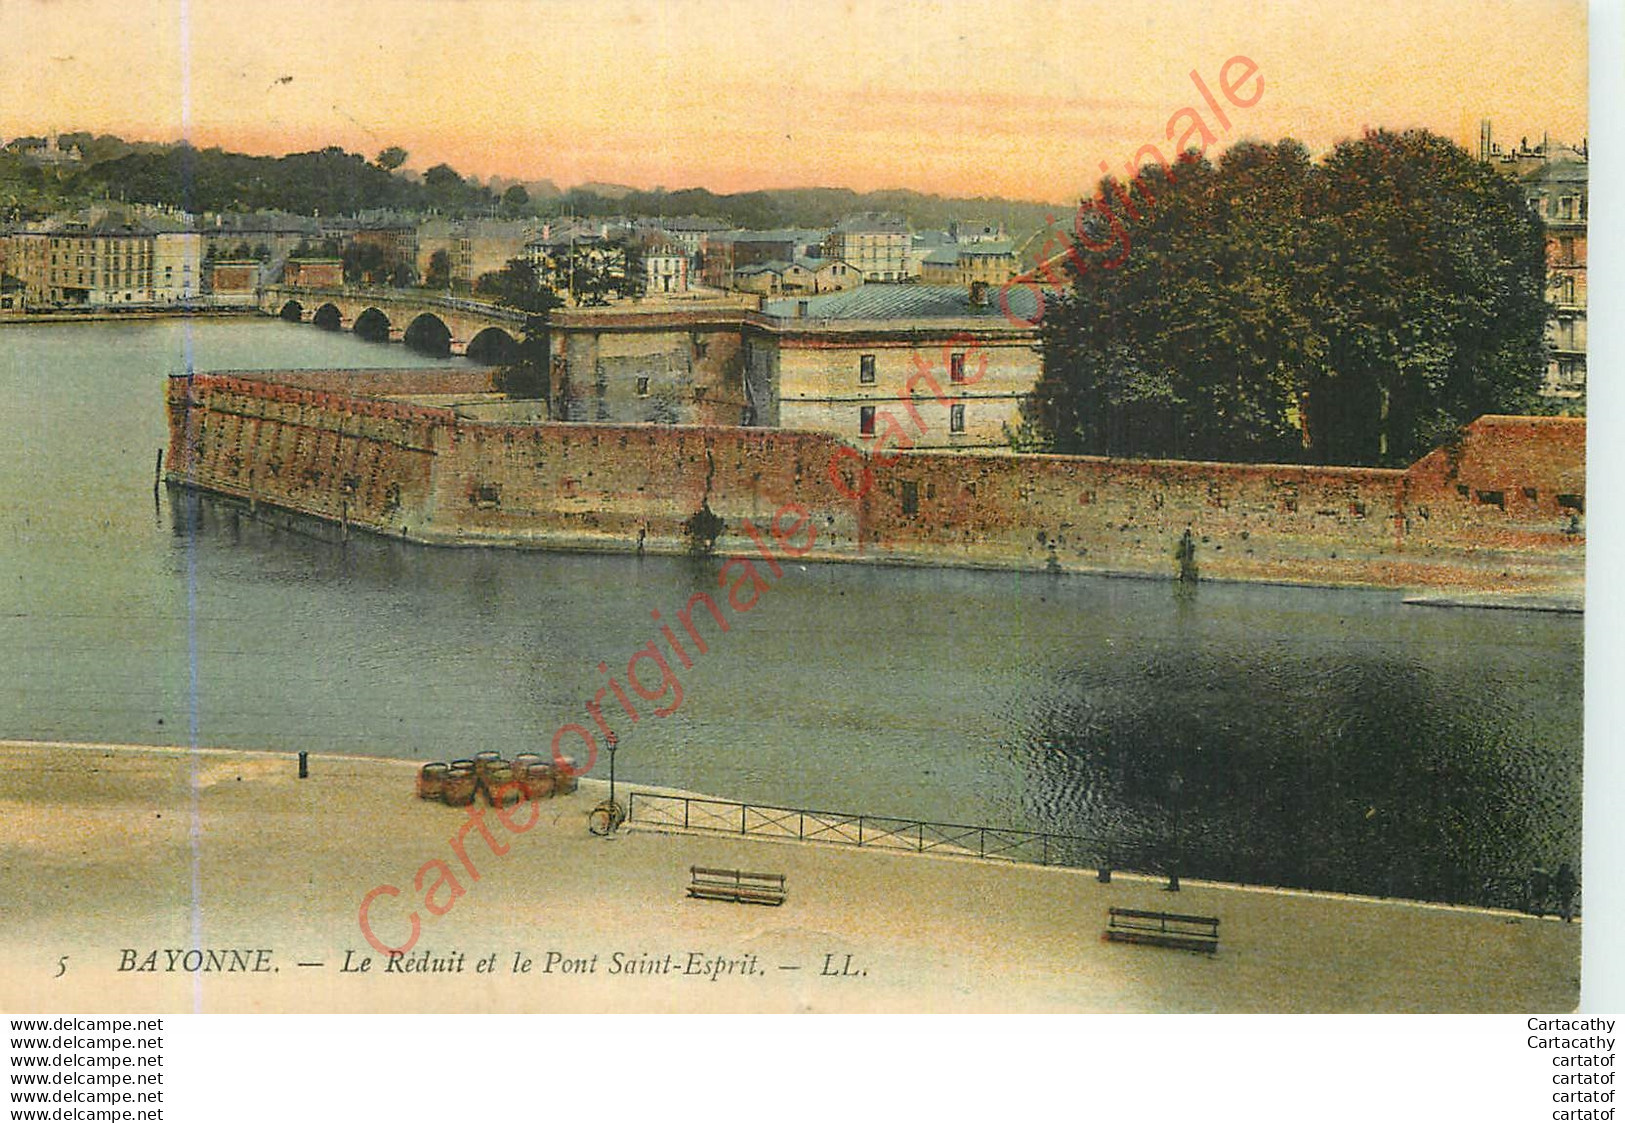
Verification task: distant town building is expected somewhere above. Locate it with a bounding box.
[948,219,1006,243]
[329,217,420,282]
[731,229,829,270]
[658,216,732,261]
[283,258,344,289]
[919,241,1020,287]
[417,218,539,287]
[907,230,954,279]
[733,257,860,296]
[1521,158,1587,399]
[822,214,909,282]
[16,133,83,167]
[200,212,320,272]
[700,233,738,289]
[207,260,262,305]
[151,225,203,303]
[6,210,200,306]
[1481,122,1588,399]
[644,245,689,293]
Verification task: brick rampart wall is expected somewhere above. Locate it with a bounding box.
[165,374,1585,591]
[212,367,498,397]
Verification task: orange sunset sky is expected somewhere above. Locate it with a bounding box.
[0,0,1588,204]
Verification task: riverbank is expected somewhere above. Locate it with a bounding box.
[0,741,1581,1014]
[0,307,257,325]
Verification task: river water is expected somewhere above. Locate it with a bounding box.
[0,317,1584,907]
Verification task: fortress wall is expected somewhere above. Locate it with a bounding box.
[167,373,1585,590]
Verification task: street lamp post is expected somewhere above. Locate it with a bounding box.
[606,731,618,810]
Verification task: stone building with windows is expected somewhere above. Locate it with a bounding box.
[1521,159,1587,399]
[7,212,200,306]
[822,214,909,282]
[416,218,539,287]
[753,285,1043,447]
[644,246,690,294]
[543,285,1044,445]
[918,241,1020,287]
[1481,122,1588,401]
[733,257,860,296]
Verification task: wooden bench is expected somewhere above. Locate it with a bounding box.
[687,866,786,906]
[1105,907,1219,955]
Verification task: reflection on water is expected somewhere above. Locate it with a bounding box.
[0,318,1584,907]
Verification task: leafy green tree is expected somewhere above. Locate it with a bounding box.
[425,248,453,289]
[342,241,386,285]
[501,184,530,215]
[1300,130,1548,464]
[475,257,558,313]
[495,295,565,400]
[1027,130,1547,466]
[376,146,408,171]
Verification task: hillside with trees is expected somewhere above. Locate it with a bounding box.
[0,133,1053,235]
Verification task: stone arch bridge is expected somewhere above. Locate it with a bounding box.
[259,285,528,362]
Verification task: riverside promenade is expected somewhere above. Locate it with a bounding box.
[0,742,1579,1014]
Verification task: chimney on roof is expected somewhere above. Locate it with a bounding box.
[969,281,990,307]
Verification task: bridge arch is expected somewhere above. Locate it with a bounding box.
[404,313,453,357]
[312,303,343,331]
[278,300,303,323]
[353,307,392,344]
[466,327,518,364]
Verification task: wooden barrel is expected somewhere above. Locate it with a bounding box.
[441,770,478,807]
[512,753,545,777]
[416,762,449,801]
[473,751,506,784]
[552,757,579,796]
[517,761,554,799]
[450,758,477,774]
[482,763,522,807]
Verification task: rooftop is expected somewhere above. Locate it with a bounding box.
[831,213,908,235]
[730,228,829,244]
[661,216,733,233]
[958,240,1016,257]
[764,282,1046,324]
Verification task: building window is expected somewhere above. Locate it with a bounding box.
[950,403,966,433]
[950,352,966,383]
[693,338,708,360]
[859,354,876,384]
[636,377,651,397]
[860,406,876,436]
[901,480,918,515]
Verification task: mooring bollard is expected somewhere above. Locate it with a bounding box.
[298,751,308,779]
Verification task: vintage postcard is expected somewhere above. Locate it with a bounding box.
[0,0,1593,1020]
